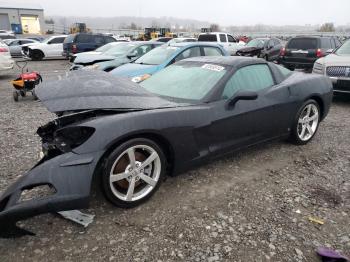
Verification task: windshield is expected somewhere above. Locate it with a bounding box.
[135,45,179,65]
[287,38,317,50]
[335,40,350,56]
[96,43,117,52]
[246,39,266,48]
[103,43,136,56]
[140,63,227,100]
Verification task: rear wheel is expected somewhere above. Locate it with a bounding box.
[31,50,44,61]
[13,91,19,102]
[19,91,26,97]
[102,138,166,208]
[290,99,320,145]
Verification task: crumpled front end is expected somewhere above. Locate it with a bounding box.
[0,150,103,238]
[0,113,106,238]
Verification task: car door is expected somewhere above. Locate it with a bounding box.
[207,64,287,155]
[46,37,65,56]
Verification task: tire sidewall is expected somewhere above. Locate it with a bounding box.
[291,99,320,145]
[102,138,166,208]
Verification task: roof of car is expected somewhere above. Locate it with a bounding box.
[182,56,266,67]
[168,42,222,48]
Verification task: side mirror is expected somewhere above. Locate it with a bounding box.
[225,90,258,109]
[127,54,137,59]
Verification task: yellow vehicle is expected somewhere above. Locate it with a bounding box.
[138,28,175,41]
[69,23,90,34]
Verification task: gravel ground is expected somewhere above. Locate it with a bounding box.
[0,60,349,262]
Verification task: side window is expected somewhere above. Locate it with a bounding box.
[219,34,227,42]
[21,40,33,45]
[222,64,274,99]
[76,34,90,43]
[94,36,105,45]
[273,39,280,46]
[203,47,223,56]
[175,47,201,62]
[335,38,342,47]
[105,36,116,43]
[49,37,65,44]
[9,40,20,46]
[134,45,152,57]
[227,35,236,43]
[267,40,274,48]
[321,38,332,49]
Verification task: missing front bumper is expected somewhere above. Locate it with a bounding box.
[0,151,103,238]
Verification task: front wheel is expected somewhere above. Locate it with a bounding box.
[290,100,320,145]
[102,138,166,208]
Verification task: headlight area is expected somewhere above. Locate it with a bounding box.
[83,64,100,70]
[39,125,95,157]
[53,126,95,153]
[312,63,325,74]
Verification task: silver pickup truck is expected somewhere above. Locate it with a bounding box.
[198,32,245,55]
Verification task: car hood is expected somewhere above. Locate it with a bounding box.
[74,54,119,64]
[110,63,160,78]
[36,70,179,113]
[317,54,350,66]
[237,46,262,53]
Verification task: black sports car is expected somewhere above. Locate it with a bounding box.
[0,56,333,237]
[236,38,283,62]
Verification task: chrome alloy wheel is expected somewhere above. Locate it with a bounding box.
[297,104,319,141]
[109,145,161,202]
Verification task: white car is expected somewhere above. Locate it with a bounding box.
[313,40,350,94]
[22,35,67,60]
[0,41,14,73]
[198,32,245,55]
[0,30,14,36]
[4,38,39,58]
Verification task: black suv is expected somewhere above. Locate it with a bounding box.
[63,33,116,59]
[279,36,342,70]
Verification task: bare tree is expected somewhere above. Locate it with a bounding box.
[319,23,335,32]
[210,23,220,32]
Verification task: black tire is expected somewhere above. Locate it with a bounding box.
[290,99,320,145]
[19,91,26,97]
[102,138,167,208]
[264,55,269,61]
[31,50,44,61]
[13,91,19,102]
[286,66,295,71]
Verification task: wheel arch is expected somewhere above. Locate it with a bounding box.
[305,95,325,120]
[30,48,45,58]
[93,131,175,181]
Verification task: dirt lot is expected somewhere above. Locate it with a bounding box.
[0,60,349,262]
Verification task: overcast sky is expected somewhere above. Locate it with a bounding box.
[18,0,350,26]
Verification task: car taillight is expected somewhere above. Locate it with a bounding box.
[0,47,8,52]
[72,44,77,53]
[280,47,286,56]
[316,48,324,57]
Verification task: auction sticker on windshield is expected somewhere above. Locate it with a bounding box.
[202,64,225,72]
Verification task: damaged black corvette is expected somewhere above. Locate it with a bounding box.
[0,56,333,237]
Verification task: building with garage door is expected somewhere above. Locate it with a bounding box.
[0,2,44,34]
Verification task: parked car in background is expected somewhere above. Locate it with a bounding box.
[151,37,173,43]
[313,40,350,94]
[198,32,245,55]
[22,35,67,61]
[4,38,39,58]
[236,37,282,61]
[167,37,197,45]
[26,36,45,42]
[0,41,14,72]
[279,36,342,70]
[70,42,123,63]
[71,41,164,71]
[0,30,14,36]
[110,42,228,82]
[63,33,116,59]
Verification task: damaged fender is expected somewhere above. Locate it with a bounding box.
[0,150,103,238]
